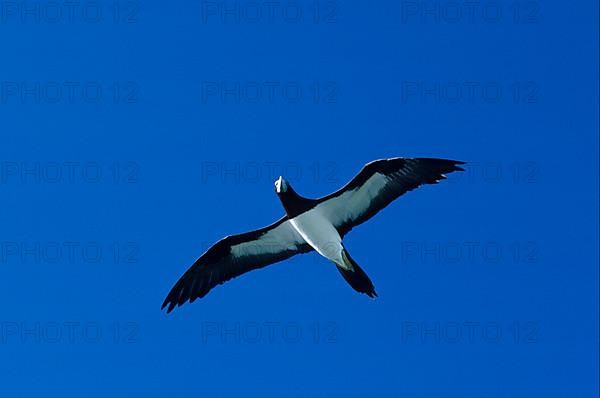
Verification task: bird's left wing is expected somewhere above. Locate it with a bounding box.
[162,216,311,313]
[315,157,465,237]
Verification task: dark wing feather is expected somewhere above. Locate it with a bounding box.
[315,158,465,236]
[162,217,311,313]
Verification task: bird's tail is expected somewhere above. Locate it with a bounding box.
[336,248,377,298]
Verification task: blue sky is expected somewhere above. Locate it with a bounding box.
[0,0,598,396]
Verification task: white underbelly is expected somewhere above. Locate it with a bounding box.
[289,208,344,266]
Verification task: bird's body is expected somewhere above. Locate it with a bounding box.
[162,157,464,313]
[288,206,345,268]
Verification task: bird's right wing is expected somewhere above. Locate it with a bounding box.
[162,217,311,313]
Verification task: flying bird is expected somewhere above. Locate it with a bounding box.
[162,157,464,313]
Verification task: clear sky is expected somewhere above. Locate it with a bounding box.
[0,0,598,396]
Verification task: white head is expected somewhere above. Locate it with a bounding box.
[274,176,287,193]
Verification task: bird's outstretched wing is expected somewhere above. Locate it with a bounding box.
[162,217,311,313]
[315,157,465,237]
